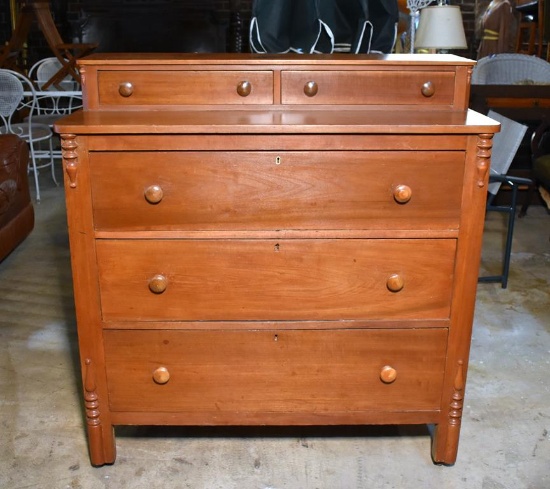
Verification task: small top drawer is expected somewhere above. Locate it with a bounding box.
[281,70,456,106]
[96,70,274,107]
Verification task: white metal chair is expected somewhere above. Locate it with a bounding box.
[28,57,80,91]
[0,68,56,202]
[27,58,83,162]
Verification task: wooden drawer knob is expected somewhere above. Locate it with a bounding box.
[144,184,164,204]
[421,81,435,98]
[304,81,318,97]
[118,82,134,97]
[386,274,404,292]
[237,80,252,97]
[380,366,397,384]
[152,367,170,385]
[393,184,412,204]
[149,274,168,294]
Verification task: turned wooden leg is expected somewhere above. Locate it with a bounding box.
[432,360,465,465]
[84,358,116,466]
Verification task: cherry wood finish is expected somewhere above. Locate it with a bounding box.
[55,54,499,467]
[279,70,456,105]
[95,239,455,321]
[103,329,448,413]
[89,151,464,231]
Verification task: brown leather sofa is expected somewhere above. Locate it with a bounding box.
[0,134,34,262]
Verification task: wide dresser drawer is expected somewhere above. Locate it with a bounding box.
[97,70,274,106]
[90,151,464,231]
[104,328,448,414]
[96,239,455,321]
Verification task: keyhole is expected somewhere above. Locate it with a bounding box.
[275,156,281,165]
[274,243,280,252]
[274,334,278,342]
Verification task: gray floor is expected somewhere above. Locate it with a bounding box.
[1,174,549,489]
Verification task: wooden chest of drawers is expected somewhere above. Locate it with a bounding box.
[55,54,499,466]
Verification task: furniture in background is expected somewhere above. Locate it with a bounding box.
[471,52,550,85]
[515,0,546,58]
[28,57,80,91]
[469,53,550,121]
[522,116,550,214]
[478,110,531,288]
[532,117,550,206]
[55,53,498,467]
[0,134,34,262]
[73,4,239,53]
[0,4,33,72]
[469,53,550,206]
[0,68,55,202]
[26,57,83,164]
[30,1,97,89]
[1,1,97,88]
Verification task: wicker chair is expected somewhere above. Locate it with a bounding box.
[472,53,550,85]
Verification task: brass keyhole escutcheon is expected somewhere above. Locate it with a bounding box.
[237,81,252,97]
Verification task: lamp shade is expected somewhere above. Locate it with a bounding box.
[415,5,467,50]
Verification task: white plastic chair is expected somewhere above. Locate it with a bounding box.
[0,68,56,202]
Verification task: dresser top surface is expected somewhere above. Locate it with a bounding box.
[78,53,476,68]
[55,108,499,135]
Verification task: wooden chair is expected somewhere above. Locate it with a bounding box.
[30,0,97,89]
[521,116,550,214]
[0,5,34,72]
[515,0,545,58]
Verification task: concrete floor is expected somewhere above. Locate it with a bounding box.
[1,174,549,489]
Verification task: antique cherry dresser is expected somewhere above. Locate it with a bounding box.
[55,53,499,466]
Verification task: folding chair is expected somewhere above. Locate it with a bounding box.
[479,110,532,288]
[0,5,34,72]
[30,0,97,90]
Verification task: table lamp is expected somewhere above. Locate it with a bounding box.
[415,2,468,52]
